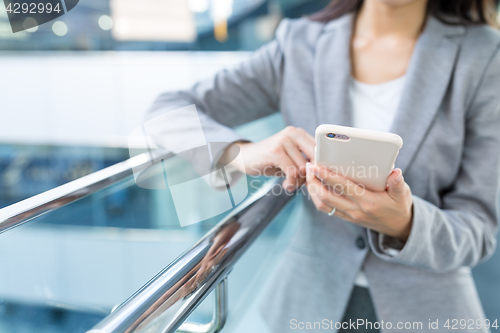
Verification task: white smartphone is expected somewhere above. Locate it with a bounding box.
[314,124,403,192]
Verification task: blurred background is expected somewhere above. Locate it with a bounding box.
[0,1,499,332]
[0,0,336,206]
[0,0,332,51]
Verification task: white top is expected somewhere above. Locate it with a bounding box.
[348,74,407,287]
[350,75,406,132]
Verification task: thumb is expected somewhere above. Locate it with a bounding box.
[387,168,405,197]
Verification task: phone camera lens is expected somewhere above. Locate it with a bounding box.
[327,133,335,138]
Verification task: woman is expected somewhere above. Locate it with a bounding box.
[147,0,500,331]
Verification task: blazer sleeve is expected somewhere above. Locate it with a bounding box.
[368,46,500,273]
[143,20,289,176]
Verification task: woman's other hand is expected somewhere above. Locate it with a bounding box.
[305,163,413,241]
[220,126,315,191]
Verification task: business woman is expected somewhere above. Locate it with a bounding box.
[146,0,500,331]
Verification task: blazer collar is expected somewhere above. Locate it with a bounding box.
[313,14,353,129]
[313,14,465,173]
[389,17,465,172]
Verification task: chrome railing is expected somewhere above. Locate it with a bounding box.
[87,178,292,333]
[0,149,293,333]
[0,151,172,234]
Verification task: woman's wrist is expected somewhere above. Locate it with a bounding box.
[384,203,413,242]
[397,203,414,241]
[218,141,249,172]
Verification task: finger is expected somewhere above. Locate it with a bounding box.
[281,137,309,177]
[306,175,356,221]
[306,176,335,214]
[306,171,366,223]
[306,165,355,212]
[261,166,282,177]
[387,168,405,200]
[335,210,374,228]
[284,127,316,161]
[308,164,373,203]
[310,189,335,215]
[274,153,300,191]
[330,207,356,222]
[262,166,306,189]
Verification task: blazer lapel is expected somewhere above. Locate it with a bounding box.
[313,14,465,173]
[390,17,465,172]
[313,14,354,127]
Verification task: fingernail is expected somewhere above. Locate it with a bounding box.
[306,162,312,173]
[395,169,403,183]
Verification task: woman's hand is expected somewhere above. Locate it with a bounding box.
[305,163,413,241]
[220,126,315,191]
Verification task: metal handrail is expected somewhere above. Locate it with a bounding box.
[176,278,228,333]
[0,151,172,234]
[87,177,293,333]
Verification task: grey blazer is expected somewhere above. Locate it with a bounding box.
[146,14,500,333]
